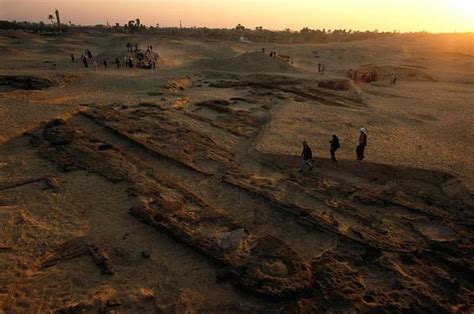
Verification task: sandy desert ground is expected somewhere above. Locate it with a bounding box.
[0,30,473,313]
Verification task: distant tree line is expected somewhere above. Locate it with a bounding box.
[0,19,431,43]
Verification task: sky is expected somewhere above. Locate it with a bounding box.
[0,0,473,33]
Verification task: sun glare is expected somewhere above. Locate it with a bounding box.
[453,0,474,19]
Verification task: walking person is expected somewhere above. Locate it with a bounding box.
[298,141,314,173]
[81,54,88,68]
[390,72,398,84]
[330,133,340,162]
[356,128,368,161]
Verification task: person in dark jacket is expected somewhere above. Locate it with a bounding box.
[70,53,75,62]
[299,141,313,172]
[330,133,340,162]
[356,128,367,161]
[81,54,88,68]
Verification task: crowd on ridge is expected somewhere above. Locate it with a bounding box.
[70,42,159,71]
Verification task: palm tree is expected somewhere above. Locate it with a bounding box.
[48,14,54,25]
[55,9,61,27]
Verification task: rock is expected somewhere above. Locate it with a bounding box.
[142,250,151,259]
[137,288,155,300]
[106,299,122,307]
[46,119,66,128]
[217,229,245,250]
[0,75,55,91]
[195,99,231,113]
[44,176,60,190]
[98,143,114,151]
[42,125,75,146]
[27,133,41,147]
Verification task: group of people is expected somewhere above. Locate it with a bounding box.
[71,49,94,68]
[70,43,158,71]
[347,69,378,82]
[126,42,154,53]
[299,128,368,173]
[261,48,278,58]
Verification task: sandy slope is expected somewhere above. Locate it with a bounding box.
[0,30,473,312]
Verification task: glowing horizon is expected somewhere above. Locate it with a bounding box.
[0,0,473,33]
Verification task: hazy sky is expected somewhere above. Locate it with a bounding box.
[1,0,473,32]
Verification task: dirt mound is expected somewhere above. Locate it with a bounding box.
[195,99,231,113]
[94,50,171,68]
[0,75,55,92]
[166,76,192,92]
[318,79,353,91]
[358,64,436,82]
[196,52,300,73]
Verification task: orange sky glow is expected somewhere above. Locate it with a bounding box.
[1,0,473,33]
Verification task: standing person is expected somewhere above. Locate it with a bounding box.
[318,63,321,73]
[320,64,326,75]
[93,61,98,71]
[87,49,92,59]
[134,43,138,52]
[103,59,108,69]
[356,128,368,161]
[298,141,313,173]
[126,42,130,52]
[115,58,121,68]
[149,44,153,51]
[70,53,75,62]
[81,55,88,68]
[390,72,398,84]
[330,133,340,162]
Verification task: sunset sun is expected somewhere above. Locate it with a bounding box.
[453,0,474,19]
